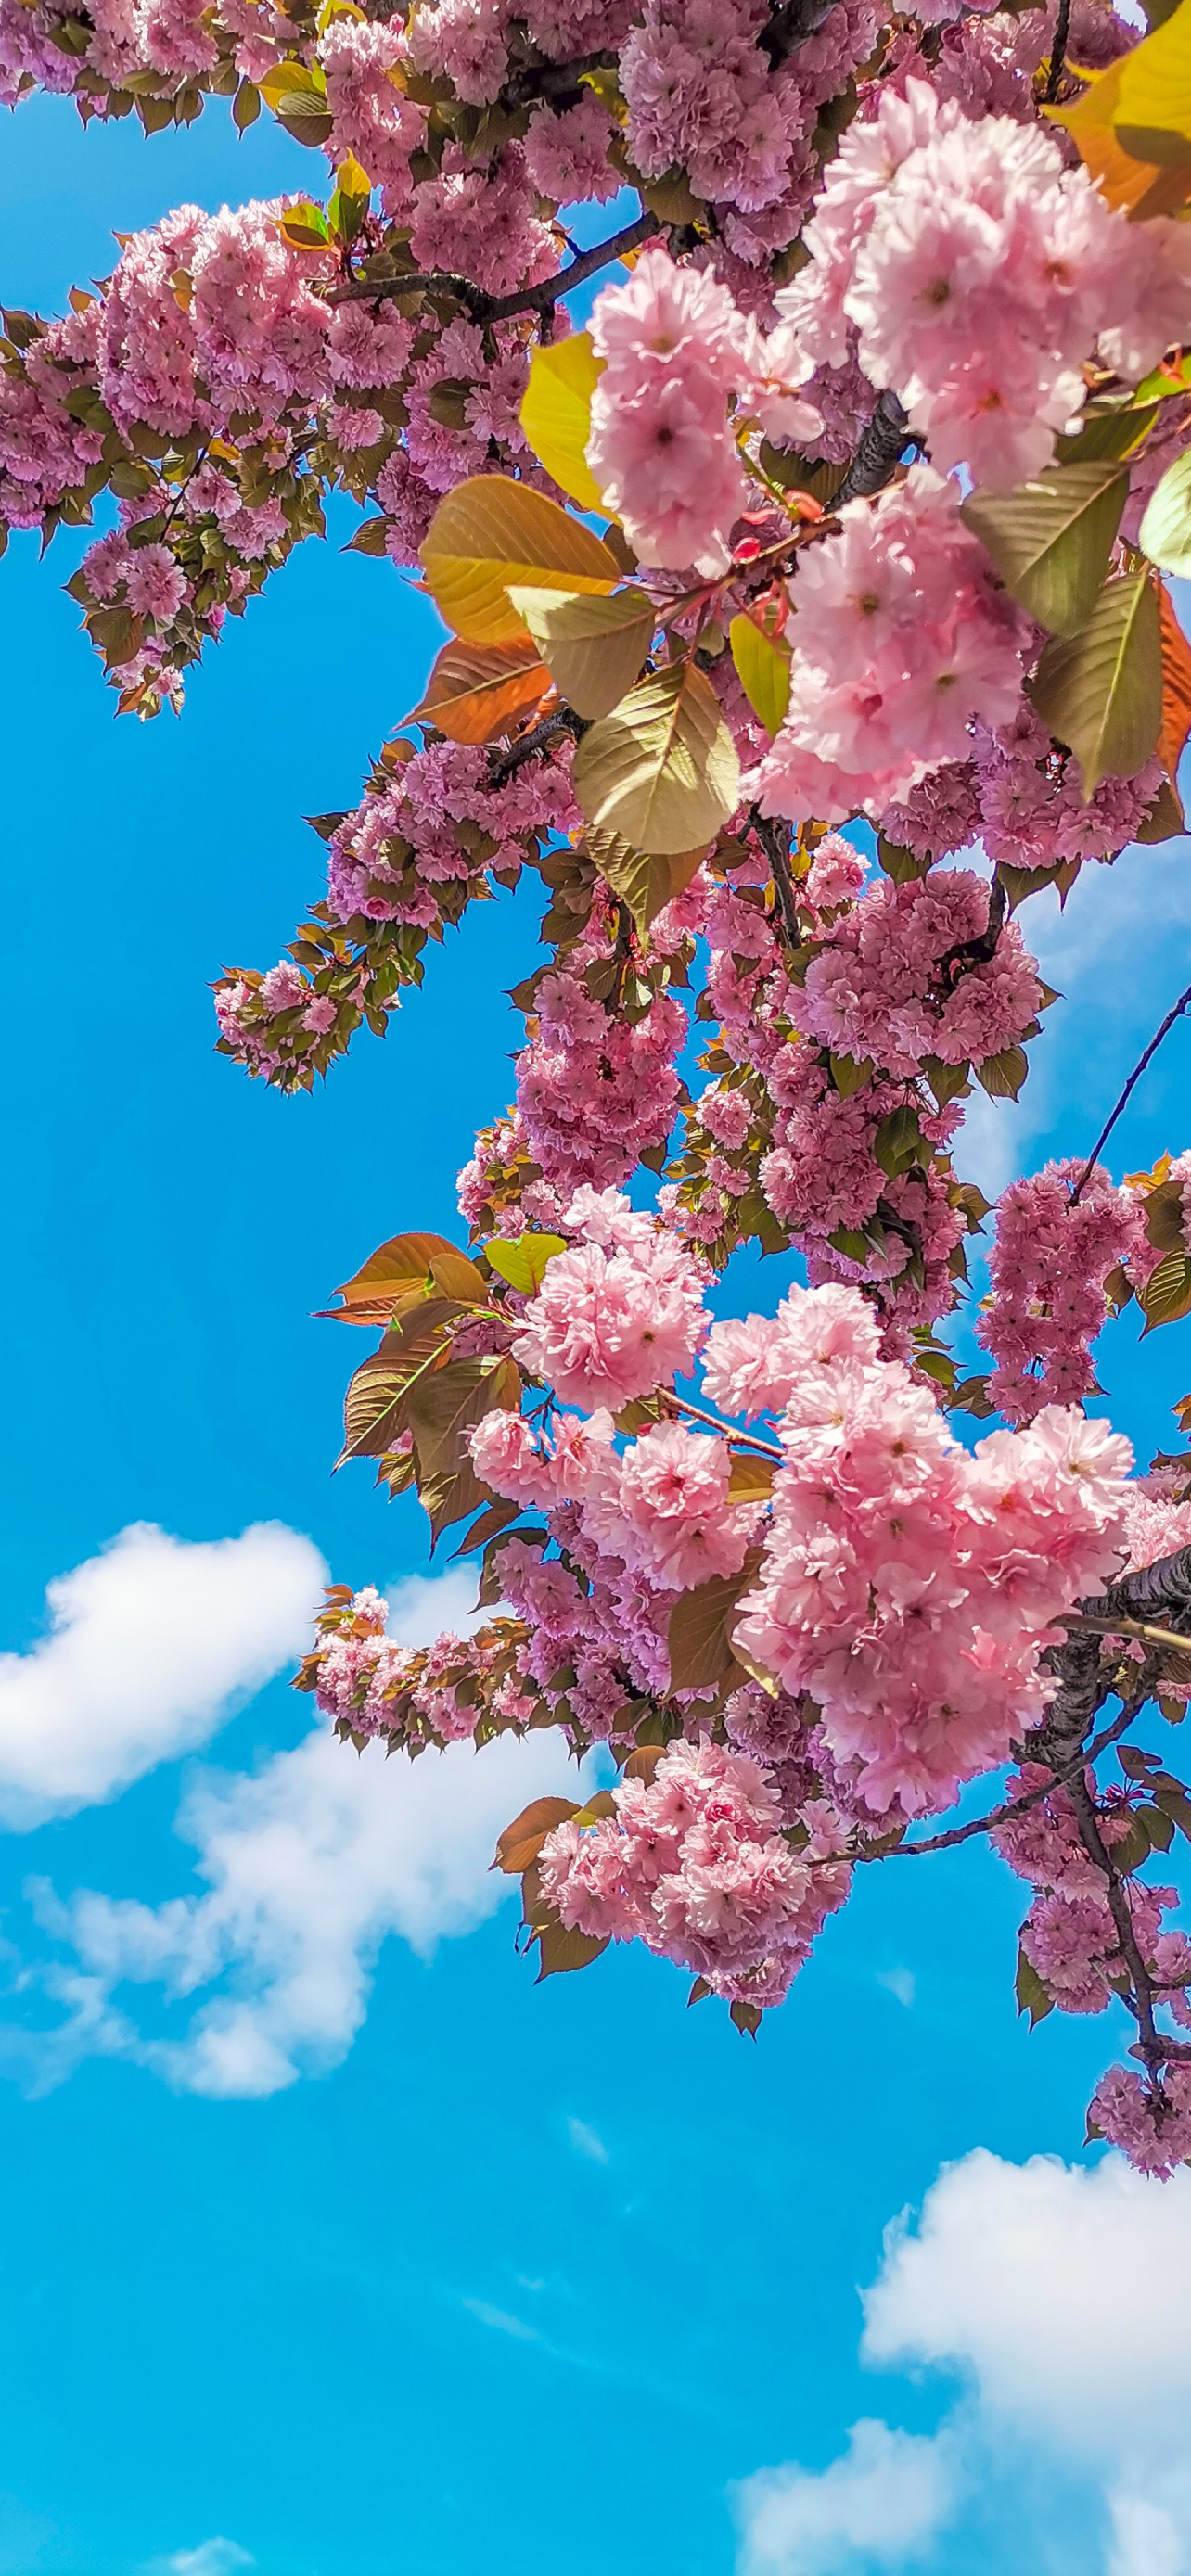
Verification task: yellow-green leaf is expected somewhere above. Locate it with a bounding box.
[726,1448,775,1502]
[408,633,549,742]
[519,332,608,514]
[573,657,741,855]
[1114,0,1191,141]
[1029,571,1162,797]
[729,613,791,735]
[505,583,654,719]
[485,1232,568,1294]
[420,476,620,644]
[961,463,1129,638]
[585,826,708,933]
[1141,447,1191,579]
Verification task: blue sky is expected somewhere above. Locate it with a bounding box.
[3,93,1191,2576]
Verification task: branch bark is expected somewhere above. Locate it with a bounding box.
[327,210,661,321]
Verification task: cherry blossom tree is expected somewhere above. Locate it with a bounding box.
[9,0,1191,2173]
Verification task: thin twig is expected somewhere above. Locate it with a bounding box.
[1066,1758,1167,2069]
[327,210,660,319]
[1063,1612,1191,1659]
[820,1698,1142,1868]
[669,1395,783,1461]
[1070,977,1191,1202]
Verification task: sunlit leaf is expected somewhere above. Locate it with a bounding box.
[1029,571,1162,797]
[329,1230,481,1327]
[408,633,549,742]
[1140,1249,1191,1331]
[504,583,654,719]
[961,462,1128,638]
[519,332,608,514]
[1016,1946,1055,2028]
[421,476,620,645]
[1141,447,1191,579]
[585,824,708,933]
[573,657,740,855]
[729,612,791,734]
[485,1232,568,1294]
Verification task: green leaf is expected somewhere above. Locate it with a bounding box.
[975,1042,1029,1100]
[485,1232,567,1294]
[728,613,791,736]
[962,462,1129,637]
[519,331,607,514]
[1140,1248,1191,1331]
[877,834,929,884]
[407,633,548,742]
[572,657,740,856]
[586,825,708,933]
[421,476,619,646]
[1056,396,1163,466]
[667,1550,762,1693]
[1029,571,1162,797]
[1016,1946,1055,2028]
[828,1053,874,1097]
[344,516,391,557]
[275,199,331,248]
[1141,446,1191,577]
[505,583,654,719]
[874,1104,923,1175]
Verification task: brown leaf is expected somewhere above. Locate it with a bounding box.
[1158,579,1191,784]
[408,634,550,743]
[329,1230,481,1327]
[667,1549,763,1694]
[338,1300,461,1465]
[493,1795,578,1875]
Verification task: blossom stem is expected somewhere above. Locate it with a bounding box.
[1069,977,1191,1202]
[668,1394,783,1460]
[327,209,661,320]
[1062,1612,1191,1658]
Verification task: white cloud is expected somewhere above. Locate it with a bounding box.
[21,1568,588,2098]
[862,2148,1191,2457]
[163,2544,254,2576]
[736,2149,1191,2576]
[876,1969,916,2009]
[567,2115,609,2163]
[0,1524,325,1828]
[736,2420,956,2576]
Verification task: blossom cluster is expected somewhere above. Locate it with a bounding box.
[776,75,1191,489]
[757,465,1026,823]
[977,1159,1144,1425]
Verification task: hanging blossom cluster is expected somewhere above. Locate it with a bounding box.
[214,734,580,1089]
[976,1161,1146,1426]
[302,1256,1169,2066]
[995,1769,1191,2176]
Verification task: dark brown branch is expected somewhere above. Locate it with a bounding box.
[1070,980,1191,1202]
[750,809,801,945]
[327,210,661,321]
[487,707,583,786]
[1044,0,1072,101]
[1065,1760,1167,2068]
[833,390,916,507]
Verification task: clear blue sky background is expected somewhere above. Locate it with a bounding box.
[2,94,1191,2576]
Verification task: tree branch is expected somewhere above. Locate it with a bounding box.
[1045,0,1073,101]
[1069,978,1191,1202]
[327,210,661,320]
[487,707,583,786]
[833,390,916,508]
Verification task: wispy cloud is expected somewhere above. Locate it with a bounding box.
[567,2115,609,2163]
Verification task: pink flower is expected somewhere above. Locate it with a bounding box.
[616,1422,750,1588]
[512,1221,708,1411]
